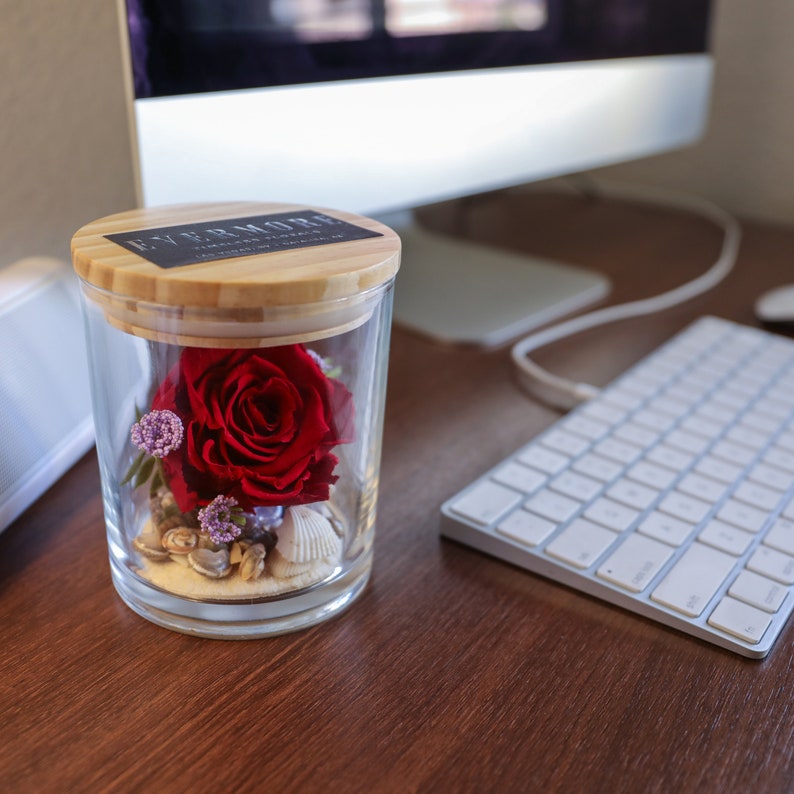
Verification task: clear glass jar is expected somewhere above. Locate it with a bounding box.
[72,202,400,637]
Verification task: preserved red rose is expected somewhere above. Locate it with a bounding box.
[151,344,354,512]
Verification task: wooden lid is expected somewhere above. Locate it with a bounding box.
[71,201,400,308]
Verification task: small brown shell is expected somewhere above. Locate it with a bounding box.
[240,544,266,581]
[133,533,169,561]
[187,548,231,579]
[161,527,199,554]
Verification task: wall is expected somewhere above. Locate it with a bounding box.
[0,1,136,269]
[0,0,792,274]
[596,0,794,228]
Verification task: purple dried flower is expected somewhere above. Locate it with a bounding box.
[199,495,244,544]
[306,348,332,373]
[131,410,184,458]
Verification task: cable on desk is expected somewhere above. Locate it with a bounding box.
[510,180,743,411]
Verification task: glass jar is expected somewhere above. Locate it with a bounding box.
[71,202,400,638]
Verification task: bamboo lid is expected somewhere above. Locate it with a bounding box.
[71,202,401,346]
[72,201,400,307]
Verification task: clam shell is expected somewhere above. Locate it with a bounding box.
[187,548,231,579]
[161,527,198,554]
[240,544,266,581]
[276,505,341,564]
[267,547,324,579]
[133,532,169,561]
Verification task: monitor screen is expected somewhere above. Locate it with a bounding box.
[129,0,710,97]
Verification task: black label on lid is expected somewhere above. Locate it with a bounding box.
[104,209,383,269]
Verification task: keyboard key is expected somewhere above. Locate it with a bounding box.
[651,543,736,617]
[516,444,568,475]
[597,533,673,592]
[657,491,712,525]
[572,452,623,484]
[627,460,678,491]
[492,461,547,494]
[584,497,639,533]
[524,488,582,524]
[747,462,793,493]
[764,518,794,556]
[561,414,609,441]
[613,422,658,449]
[580,398,627,424]
[665,429,712,456]
[638,510,695,546]
[632,408,676,433]
[593,437,642,466]
[677,472,728,504]
[763,446,794,474]
[449,481,523,526]
[496,510,557,548]
[607,478,660,511]
[545,519,618,569]
[712,440,758,467]
[729,570,788,613]
[695,455,743,485]
[698,519,754,556]
[708,597,772,644]
[541,429,590,458]
[549,470,602,502]
[645,443,694,472]
[717,499,768,534]
[746,546,794,585]
[726,424,768,450]
[732,480,784,512]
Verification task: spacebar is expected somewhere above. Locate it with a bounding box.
[650,542,737,617]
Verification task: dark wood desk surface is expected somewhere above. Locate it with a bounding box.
[3,190,794,792]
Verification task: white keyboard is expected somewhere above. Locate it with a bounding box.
[441,317,794,658]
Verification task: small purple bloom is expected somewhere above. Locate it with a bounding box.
[131,410,184,457]
[306,348,332,373]
[199,495,243,544]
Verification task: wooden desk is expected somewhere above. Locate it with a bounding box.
[3,190,794,791]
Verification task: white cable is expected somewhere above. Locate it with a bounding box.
[510,181,743,411]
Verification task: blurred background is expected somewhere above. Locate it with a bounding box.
[0,0,791,270]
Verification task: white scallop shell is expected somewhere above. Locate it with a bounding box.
[276,505,342,564]
[267,548,321,579]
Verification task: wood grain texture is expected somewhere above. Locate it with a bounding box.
[3,190,794,792]
[71,201,401,307]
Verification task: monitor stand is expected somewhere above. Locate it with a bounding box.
[384,211,610,348]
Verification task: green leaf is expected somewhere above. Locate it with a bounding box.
[149,468,165,497]
[121,451,146,486]
[133,456,155,489]
[231,514,247,527]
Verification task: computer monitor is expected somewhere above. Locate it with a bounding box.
[118,0,713,346]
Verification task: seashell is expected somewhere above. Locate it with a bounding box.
[160,491,176,510]
[188,548,231,579]
[240,544,266,581]
[229,542,244,565]
[267,547,323,579]
[161,527,199,554]
[133,532,169,561]
[275,506,341,564]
